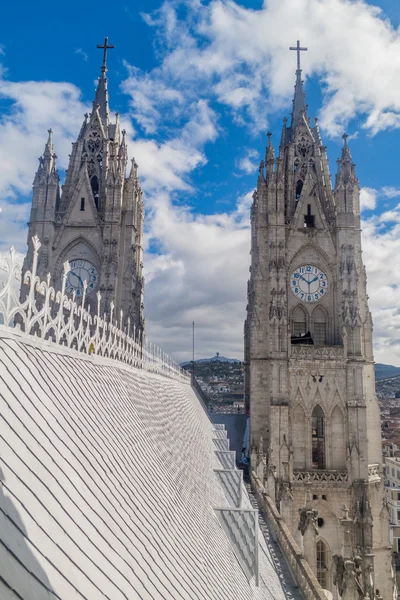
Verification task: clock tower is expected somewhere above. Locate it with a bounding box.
[245,43,394,598]
[22,39,144,332]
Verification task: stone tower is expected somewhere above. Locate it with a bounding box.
[22,39,144,331]
[245,44,394,598]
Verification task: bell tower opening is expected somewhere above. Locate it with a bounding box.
[91,176,99,209]
[312,405,325,469]
[304,204,315,228]
[296,179,303,200]
[292,306,307,337]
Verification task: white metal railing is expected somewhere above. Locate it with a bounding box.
[0,236,190,384]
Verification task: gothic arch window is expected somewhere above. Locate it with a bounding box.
[316,540,328,589]
[312,307,327,345]
[312,405,325,469]
[292,305,307,337]
[91,176,99,209]
[293,404,306,469]
[331,406,346,469]
[295,179,303,200]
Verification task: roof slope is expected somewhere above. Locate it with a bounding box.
[0,330,290,600]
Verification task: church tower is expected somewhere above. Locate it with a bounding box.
[245,42,394,598]
[23,39,144,331]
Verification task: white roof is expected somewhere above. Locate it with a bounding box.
[0,330,291,599]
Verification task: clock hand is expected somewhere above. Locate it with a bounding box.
[310,276,319,284]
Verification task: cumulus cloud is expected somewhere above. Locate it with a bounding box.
[2,0,400,367]
[360,187,378,211]
[144,190,253,360]
[235,148,259,175]
[128,0,400,137]
[362,215,400,365]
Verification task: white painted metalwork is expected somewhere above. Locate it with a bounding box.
[0,236,190,384]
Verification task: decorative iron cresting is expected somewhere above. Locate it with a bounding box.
[0,236,190,384]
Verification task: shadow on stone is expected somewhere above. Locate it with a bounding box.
[0,465,56,599]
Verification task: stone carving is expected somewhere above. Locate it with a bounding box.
[368,463,381,483]
[291,345,345,360]
[1,237,189,384]
[293,470,348,483]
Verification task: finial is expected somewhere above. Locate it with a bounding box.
[343,133,349,144]
[47,128,53,137]
[267,131,272,141]
[96,37,115,72]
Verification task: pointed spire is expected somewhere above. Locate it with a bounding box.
[33,128,59,186]
[341,133,352,162]
[291,70,308,127]
[336,133,357,186]
[43,128,53,161]
[266,131,275,162]
[266,132,275,179]
[129,157,138,180]
[94,71,109,127]
[93,38,115,128]
[289,40,308,127]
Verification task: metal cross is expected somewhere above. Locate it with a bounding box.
[97,37,115,70]
[289,40,307,71]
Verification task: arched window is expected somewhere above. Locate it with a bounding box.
[316,540,328,588]
[331,405,346,469]
[296,179,303,200]
[312,307,327,345]
[312,405,325,469]
[91,175,99,209]
[292,306,307,337]
[293,404,306,469]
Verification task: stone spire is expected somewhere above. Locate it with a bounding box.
[94,68,110,127]
[34,128,58,182]
[266,131,275,179]
[94,37,114,127]
[336,133,357,186]
[289,40,308,127]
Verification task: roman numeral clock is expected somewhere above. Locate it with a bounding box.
[290,265,328,303]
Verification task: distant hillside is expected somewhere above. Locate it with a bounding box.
[375,363,400,380]
[181,356,241,366]
[182,358,400,382]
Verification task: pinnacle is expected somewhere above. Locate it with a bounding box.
[266,131,274,163]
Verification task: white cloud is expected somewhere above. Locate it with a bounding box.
[362,214,400,365]
[144,190,252,361]
[0,78,88,253]
[74,48,88,62]
[133,0,400,137]
[2,0,400,368]
[360,187,378,211]
[235,148,259,175]
[382,186,400,199]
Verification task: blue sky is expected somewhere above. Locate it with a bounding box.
[1,0,400,364]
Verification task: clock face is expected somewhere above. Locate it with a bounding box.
[290,265,328,303]
[64,259,98,297]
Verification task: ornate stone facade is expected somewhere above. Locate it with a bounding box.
[245,48,395,598]
[22,43,144,332]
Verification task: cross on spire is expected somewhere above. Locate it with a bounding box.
[97,37,115,72]
[289,40,307,71]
